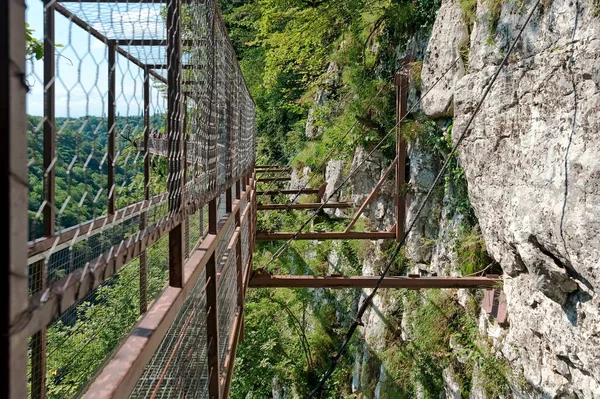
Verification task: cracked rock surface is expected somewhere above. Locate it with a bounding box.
[455,0,600,397]
[422,0,600,395]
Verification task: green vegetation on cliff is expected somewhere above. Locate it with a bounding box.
[220,0,509,397]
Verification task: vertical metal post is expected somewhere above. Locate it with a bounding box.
[183,98,189,258]
[395,72,408,241]
[235,181,242,308]
[143,68,150,202]
[1,0,29,395]
[139,67,150,314]
[208,198,217,235]
[107,42,116,214]
[205,252,221,399]
[43,0,55,237]
[31,3,55,397]
[240,175,246,194]
[225,186,232,213]
[235,238,246,309]
[167,0,184,288]
[206,5,220,397]
[207,0,218,237]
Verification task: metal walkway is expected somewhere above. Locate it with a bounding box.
[2,0,499,397]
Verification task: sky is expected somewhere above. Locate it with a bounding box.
[26,0,167,118]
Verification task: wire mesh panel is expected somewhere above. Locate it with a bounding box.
[217,250,238,373]
[23,0,255,396]
[130,270,209,399]
[241,212,250,272]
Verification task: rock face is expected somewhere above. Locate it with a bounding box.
[405,135,444,264]
[423,0,600,395]
[288,166,311,202]
[324,160,348,218]
[349,146,395,230]
[305,62,340,138]
[421,0,469,118]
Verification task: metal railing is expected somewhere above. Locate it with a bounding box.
[4,0,256,397]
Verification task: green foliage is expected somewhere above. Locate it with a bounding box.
[456,227,493,276]
[222,0,441,167]
[215,0,501,397]
[460,40,471,71]
[381,290,511,397]
[27,114,166,240]
[444,124,477,224]
[231,286,357,398]
[43,239,169,398]
[485,0,504,44]
[26,24,44,60]
[478,351,512,397]
[459,0,478,28]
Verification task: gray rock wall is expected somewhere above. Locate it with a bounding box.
[421,0,600,395]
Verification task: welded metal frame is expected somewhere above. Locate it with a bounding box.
[81,175,255,399]
[17,1,257,398]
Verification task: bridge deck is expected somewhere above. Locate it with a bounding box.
[2,0,505,397]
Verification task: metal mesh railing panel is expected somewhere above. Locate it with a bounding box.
[24,0,254,397]
[130,270,208,399]
[217,250,238,373]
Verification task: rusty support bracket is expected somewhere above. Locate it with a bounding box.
[256,177,291,183]
[395,72,409,241]
[108,42,116,214]
[257,202,353,211]
[248,275,502,289]
[256,231,397,241]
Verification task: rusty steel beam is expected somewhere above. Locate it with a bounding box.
[257,188,319,196]
[255,165,284,169]
[345,156,397,233]
[256,231,397,241]
[256,177,291,183]
[146,64,204,70]
[111,39,206,46]
[53,4,166,85]
[108,43,116,214]
[167,0,184,288]
[205,252,220,399]
[226,187,233,213]
[220,310,243,398]
[395,72,408,241]
[257,202,353,211]
[27,193,168,262]
[67,196,249,399]
[32,5,56,396]
[256,168,291,174]
[139,67,151,315]
[248,275,501,289]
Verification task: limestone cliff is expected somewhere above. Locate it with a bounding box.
[421,0,600,396]
[293,0,599,396]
